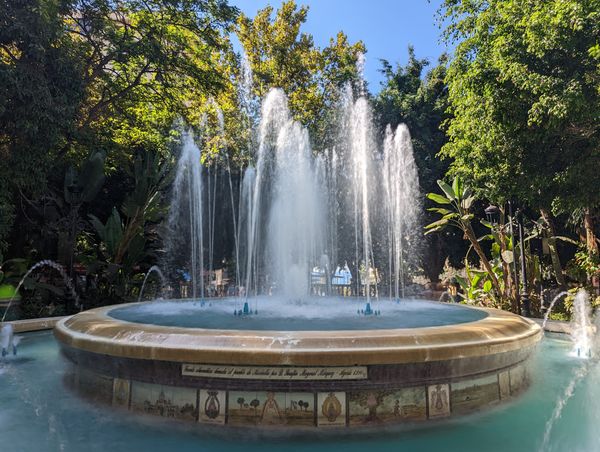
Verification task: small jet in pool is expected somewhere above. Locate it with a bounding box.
[1,323,21,357]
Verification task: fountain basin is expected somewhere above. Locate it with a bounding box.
[55,299,542,428]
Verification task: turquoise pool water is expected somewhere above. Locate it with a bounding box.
[109,298,488,330]
[0,331,597,452]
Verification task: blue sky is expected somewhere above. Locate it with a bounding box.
[230,0,449,92]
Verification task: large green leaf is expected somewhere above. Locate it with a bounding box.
[437,180,456,201]
[427,193,452,205]
[104,208,124,257]
[483,280,492,293]
[427,207,453,215]
[452,176,463,199]
[461,195,475,210]
[424,218,450,230]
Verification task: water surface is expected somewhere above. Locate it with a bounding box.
[109,298,488,330]
[1,332,596,451]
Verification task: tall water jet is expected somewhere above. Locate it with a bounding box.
[240,89,325,300]
[383,124,420,299]
[335,81,380,311]
[165,133,204,300]
[137,265,167,302]
[541,291,569,329]
[571,289,594,358]
[1,260,78,323]
[215,107,241,295]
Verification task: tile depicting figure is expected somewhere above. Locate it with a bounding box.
[348,387,426,425]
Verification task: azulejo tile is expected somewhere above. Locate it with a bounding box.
[131,381,197,421]
[112,378,130,408]
[317,392,346,427]
[427,384,450,418]
[348,388,426,425]
[284,392,315,426]
[451,374,499,414]
[199,389,225,425]
[509,364,529,395]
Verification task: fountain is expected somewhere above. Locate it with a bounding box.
[137,265,167,303]
[540,289,598,450]
[54,88,542,430]
[1,323,20,357]
[383,124,420,299]
[541,291,569,329]
[570,289,594,358]
[1,259,79,323]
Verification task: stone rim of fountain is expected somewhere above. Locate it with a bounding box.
[54,302,541,366]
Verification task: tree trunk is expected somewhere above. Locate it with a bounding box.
[464,223,502,298]
[540,208,566,287]
[584,208,598,255]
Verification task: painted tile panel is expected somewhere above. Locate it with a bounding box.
[427,384,450,418]
[509,364,529,395]
[348,388,426,425]
[451,374,499,414]
[284,392,315,427]
[131,381,197,421]
[228,391,287,426]
[317,392,346,427]
[112,378,130,408]
[199,389,225,425]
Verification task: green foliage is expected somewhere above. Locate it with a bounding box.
[426,176,503,298]
[0,0,239,257]
[89,150,171,268]
[64,151,106,204]
[0,0,85,252]
[440,0,600,215]
[237,1,365,149]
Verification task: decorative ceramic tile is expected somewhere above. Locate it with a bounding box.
[199,389,225,425]
[228,391,259,426]
[258,392,287,426]
[317,392,346,427]
[393,387,427,421]
[284,392,315,426]
[498,371,510,399]
[451,374,499,414]
[131,381,197,421]
[348,388,426,425]
[227,391,286,426]
[427,384,450,418]
[112,378,131,408]
[509,365,528,395]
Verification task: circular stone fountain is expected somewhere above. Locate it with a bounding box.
[55,298,541,428]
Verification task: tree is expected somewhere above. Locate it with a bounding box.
[0,0,240,266]
[439,0,600,282]
[237,397,245,409]
[237,1,365,150]
[0,0,84,256]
